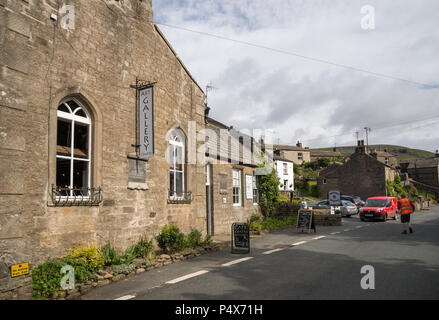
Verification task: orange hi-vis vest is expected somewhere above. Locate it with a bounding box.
[400,198,414,215]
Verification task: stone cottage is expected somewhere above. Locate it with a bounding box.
[204,117,261,235]
[317,141,398,200]
[0,0,254,297]
[371,149,398,167]
[274,141,310,165]
[400,151,439,199]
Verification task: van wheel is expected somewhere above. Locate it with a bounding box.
[382,214,387,222]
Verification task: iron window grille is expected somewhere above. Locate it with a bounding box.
[168,190,193,204]
[51,185,102,206]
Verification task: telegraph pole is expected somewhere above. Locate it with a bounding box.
[364,127,371,149]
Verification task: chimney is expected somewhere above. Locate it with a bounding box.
[356,140,366,154]
[296,141,303,149]
[260,137,265,154]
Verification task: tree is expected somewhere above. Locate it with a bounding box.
[257,167,280,217]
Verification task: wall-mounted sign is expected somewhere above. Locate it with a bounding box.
[139,86,154,159]
[245,175,253,200]
[10,263,29,278]
[329,190,341,206]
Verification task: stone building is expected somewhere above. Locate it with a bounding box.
[0,0,241,297]
[317,141,398,200]
[310,148,344,162]
[204,117,261,235]
[273,141,310,165]
[371,149,398,167]
[400,151,439,195]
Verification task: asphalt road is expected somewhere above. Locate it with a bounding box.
[82,207,439,300]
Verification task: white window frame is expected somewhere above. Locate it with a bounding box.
[283,163,288,175]
[56,99,92,200]
[252,174,258,205]
[169,130,185,200]
[298,153,303,161]
[232,169,242,206]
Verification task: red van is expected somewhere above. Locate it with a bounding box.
[359,197,398,221]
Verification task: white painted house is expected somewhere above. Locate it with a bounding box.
[274,158,295,191]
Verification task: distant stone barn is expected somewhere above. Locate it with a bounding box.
[317,141,398,200]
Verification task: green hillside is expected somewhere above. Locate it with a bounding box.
[312,145,435,163]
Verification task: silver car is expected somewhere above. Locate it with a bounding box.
[310,199,358,217]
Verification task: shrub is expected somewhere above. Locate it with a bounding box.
[65,245,105,273]
[119,245,137,265]
[278,193,290,203]
[186,229,202,248]
[258,168,280,217]
[32,258,91,298]
[101,243,120,266]
[32,258,65,298]
[317,158,331,168]
[203,234,213,245]
[250,220,263,232]
[156,225,186,253]
[132,238,154,259]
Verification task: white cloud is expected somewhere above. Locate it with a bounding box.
[152,0,439,152]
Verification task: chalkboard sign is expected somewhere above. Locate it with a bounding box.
[296,210,316,233]
[231,223,250,254]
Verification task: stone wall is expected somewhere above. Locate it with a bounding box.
[0,0,211,295]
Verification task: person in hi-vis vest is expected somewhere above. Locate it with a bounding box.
[397,194,415,234]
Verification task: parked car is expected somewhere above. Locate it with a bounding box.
[359,196,398,221]
[341,195,365,207]
[311,199,358,217]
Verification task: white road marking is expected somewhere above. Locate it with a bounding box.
[115,295,136,300]
[221,257,253,267]
[356,226,362,229]
[165,270,209,284]
[313,236,326,240]
[330,232,341,235]
[263,248,284,255]
[344,229,352,232]
[292,241,308,246]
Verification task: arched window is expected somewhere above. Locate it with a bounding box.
[56,99,92,197]
[169,129,185,199]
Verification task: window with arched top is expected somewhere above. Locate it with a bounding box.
[56,99,92,197]
[169,129,185,199]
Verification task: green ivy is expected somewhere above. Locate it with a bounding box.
[257,167,280,217]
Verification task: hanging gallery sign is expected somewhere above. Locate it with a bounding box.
[139,86,154,159]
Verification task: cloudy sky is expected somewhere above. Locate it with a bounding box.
[152,0,439,152]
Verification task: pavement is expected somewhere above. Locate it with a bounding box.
[82,207,439,300]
